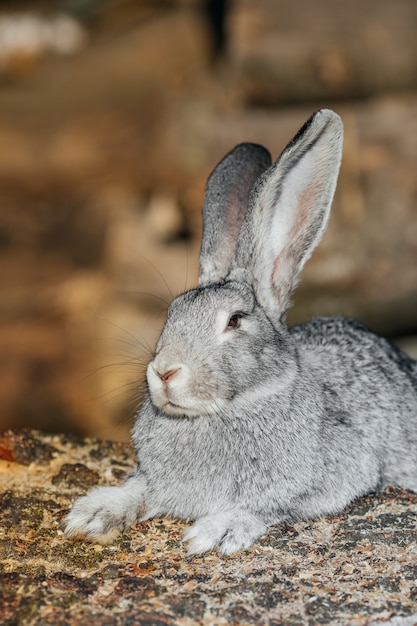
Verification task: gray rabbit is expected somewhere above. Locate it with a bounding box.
[65,109,417,555]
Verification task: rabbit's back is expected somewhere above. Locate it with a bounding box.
[290,316,417,391]
[290,316,417,491]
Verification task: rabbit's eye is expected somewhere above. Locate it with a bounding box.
[227,313,242,329]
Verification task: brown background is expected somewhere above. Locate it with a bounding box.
[0,0,416,440]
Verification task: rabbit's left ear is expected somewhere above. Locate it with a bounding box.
[199,143,271,286]
[231,109,343,326]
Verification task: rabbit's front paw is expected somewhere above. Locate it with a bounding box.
[184,510,267,556]
[65,485,140,543]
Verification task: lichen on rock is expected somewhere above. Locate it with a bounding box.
[0,430,416,625]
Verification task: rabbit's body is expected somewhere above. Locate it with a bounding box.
[133,314,417,527]
[65,110,417,554]
[291,316,417,493]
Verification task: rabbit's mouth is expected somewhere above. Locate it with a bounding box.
[165,402,204,418]
[164,400,183,412]
[152,388,227,418]
[160,394,203,417]
[151,378,189,415]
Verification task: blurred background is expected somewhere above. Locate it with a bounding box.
[0,0,416,440]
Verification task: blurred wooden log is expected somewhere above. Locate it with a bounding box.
[229,0,417,105]
[0,2,416,438]
[1,95,416,437]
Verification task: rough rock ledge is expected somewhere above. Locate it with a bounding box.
[1,430,416,625]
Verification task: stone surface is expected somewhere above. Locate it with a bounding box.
[0,430,417,625]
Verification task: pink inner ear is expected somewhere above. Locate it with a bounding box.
[289,179,323,244]
[272,249,296,308]
[271,181,324,307]
[227,190,248,241]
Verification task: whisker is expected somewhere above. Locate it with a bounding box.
[103,404,138,442]
[95,381,139,405]
[93,313,154,356]
[141,255,174,300]
[79,354,148,382]
[92,377,149,437]
[184,243,190,293]
[124,291,170,310]
[97,336,153,357]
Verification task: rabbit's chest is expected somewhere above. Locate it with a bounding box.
[135,412,275,516]
[135,417,267,510]
[141,417,238,479]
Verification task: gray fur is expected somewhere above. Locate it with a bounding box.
[65,110,417,555]
[199,142,271,286]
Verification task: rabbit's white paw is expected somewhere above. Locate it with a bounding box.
[184,510,267,556]
[65,481,145,543]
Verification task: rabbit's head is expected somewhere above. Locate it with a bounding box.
[147,110,344,417]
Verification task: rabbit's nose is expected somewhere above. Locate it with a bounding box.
[157,367,181,384]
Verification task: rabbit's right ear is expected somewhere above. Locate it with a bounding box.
[198,143,271,285]
[231,109,343,327]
